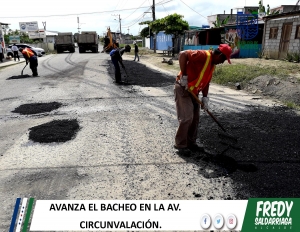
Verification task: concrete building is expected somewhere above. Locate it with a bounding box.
[262,10,300,59]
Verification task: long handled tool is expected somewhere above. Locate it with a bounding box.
[188,89,238,144]
[122,66,129,83]
[21,63,28,76]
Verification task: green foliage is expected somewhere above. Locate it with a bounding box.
[284,101,300,110]
[258,1,265,13]
[212,63,292,86]
[212,16,230,28]
[286,52,300,62]
[146,13,189,36]
[256,49,264,58]
[3,27,34,44]
[292,53,300,62]
[140,27,152,37]
[286,52,294,62]
[270,10,280,15]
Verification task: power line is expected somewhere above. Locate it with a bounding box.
[122,6,152,27]
[0,6,150,18]
[122,0,149,20]
[122,12,148,28]
[114,0,122,10]
[177,0,207,19]
[157,0,173,5]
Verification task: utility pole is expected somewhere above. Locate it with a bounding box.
[127,27,129,35]
[112,14,122,43]
[77,17,80,33]
[152,0,156,53]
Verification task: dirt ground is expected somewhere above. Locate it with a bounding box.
[127,51,300,106]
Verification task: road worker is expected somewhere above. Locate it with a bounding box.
[19,47,38,77]
[174,44,232,153]
[109,44,131,83]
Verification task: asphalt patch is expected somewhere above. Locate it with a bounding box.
[199,105,300,198]
[12,102,62,115]
[106,60,174,87]
[29,119,80,143]
[7,74,33,80]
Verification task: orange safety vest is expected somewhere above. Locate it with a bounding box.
[22,48,35,58]
[177,50,215,95]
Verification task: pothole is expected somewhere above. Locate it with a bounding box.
[29,119,80,143]
[7,74,32,80]
[12,102,62,115]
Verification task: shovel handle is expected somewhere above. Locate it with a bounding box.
[188,89,227,133]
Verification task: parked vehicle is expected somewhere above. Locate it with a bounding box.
[6,47,17,58]
[77,31,99,53]
[7,44,45,57]
[55,32,75,53]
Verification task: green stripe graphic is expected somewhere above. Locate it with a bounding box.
[22,198,34,232]
[241,198,300,232]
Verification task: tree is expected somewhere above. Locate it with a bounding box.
[212,15,230,28]
[140,13,189,56]
[140,26,152,38]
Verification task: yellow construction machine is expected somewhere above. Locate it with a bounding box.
[102,27,118,53]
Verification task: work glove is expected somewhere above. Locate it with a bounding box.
[201,97,209,111]
[179,75,188,89]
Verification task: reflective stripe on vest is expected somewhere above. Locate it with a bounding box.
[23,48,35,58]
[189,50,214,93]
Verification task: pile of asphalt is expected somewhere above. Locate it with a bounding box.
[197,105,300,198]
[106,60,174,87]
[12,102,62,115]
[29,119,80,143]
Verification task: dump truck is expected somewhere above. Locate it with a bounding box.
[77,31,99,53]
[55,32,75,53]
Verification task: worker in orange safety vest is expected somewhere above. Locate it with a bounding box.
[19,47,38,76]
[174,44,232,153]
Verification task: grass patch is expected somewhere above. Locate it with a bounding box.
[212,63,292,86]
[284,101,300,110]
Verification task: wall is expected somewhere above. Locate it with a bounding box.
[145,37,150,49]
[44,36,56,44]
[264,16,300,59]
[156,31,172,50]
[182,26,263,58]
[35,42,55,52]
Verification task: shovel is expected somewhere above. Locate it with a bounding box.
[21,62,28,76]
[122,66,129,83]
[188,89,238,146]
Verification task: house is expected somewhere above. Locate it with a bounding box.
[207,7,259,28]
[262,9,300,59]
[183,6,263,58]
[269,5,300,14]
[44,30,58,44]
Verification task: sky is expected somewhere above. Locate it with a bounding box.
[0,0,297,36]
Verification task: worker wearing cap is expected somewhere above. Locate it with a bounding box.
[109,43,131,83]
[19,47,38,77]
[174,44,232,152]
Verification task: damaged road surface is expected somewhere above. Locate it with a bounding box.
[0,50,300,230]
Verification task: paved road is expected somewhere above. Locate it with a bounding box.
[0,49,299,231]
